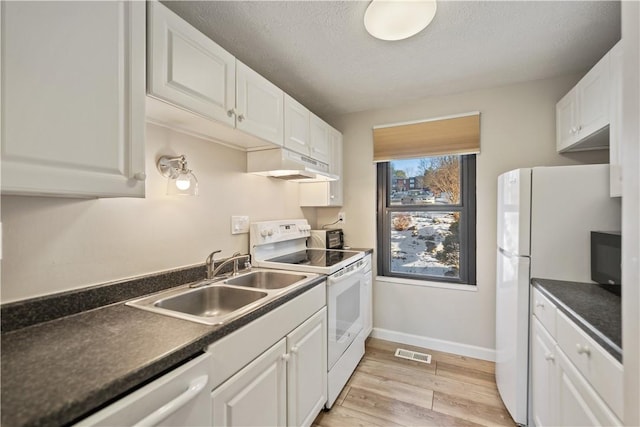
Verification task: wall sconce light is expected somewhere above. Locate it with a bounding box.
[156,155,199,196]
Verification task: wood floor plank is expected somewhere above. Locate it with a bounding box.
[435,360,499,389]
[367,337,495,374]
[432,391,516,426]
[315,338,514,427]
[358,357,506,409]
[313,404,402,427]
[343,386,484,426]
[348,370,434,410]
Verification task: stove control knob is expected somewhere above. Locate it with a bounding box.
[267,229,274,236]
[260,229,269,237]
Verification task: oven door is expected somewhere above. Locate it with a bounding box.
[327,259,366,369]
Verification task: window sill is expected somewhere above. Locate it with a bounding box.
[376,275,478,292]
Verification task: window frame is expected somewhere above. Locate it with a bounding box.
[376,155,477,285]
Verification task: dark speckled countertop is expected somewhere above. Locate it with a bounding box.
[531,278,621,362]
[1,273,325,427]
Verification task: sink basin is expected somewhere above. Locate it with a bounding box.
[225,271,307,290]
[126,269,317,325]
[154,286,267,318]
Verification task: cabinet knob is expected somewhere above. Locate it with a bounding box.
[535,301,544,308]
[227,109,236,118]
[133,172,147,181]
[330,195,335,199]
[281,353,290,362]
[237,114,245,122]
[576,344,591,356]
[290,346,299,354]
[544,353,555,362]
[577,125,583,131]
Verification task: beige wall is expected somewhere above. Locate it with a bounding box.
[0,124,305,303]
[319,74,608,357]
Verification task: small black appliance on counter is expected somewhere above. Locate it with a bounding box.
[309,229,344,249]
[591,231,621,294]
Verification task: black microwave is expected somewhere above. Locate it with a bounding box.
[591,231,621,286]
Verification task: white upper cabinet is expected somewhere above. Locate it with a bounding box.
[284,95,311,155]
[147,1,284,149]
[309,114,332,165]
[556,50,611,152]
[299,127,343,207]
[147,0,235,126]
[1,1,146,197]
[236,61,284,147]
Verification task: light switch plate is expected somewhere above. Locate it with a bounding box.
[231,215,250,235]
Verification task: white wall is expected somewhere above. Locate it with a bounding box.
[321,74,608,359]
[0,123,305,303]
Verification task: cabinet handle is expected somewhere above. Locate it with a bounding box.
[535,301,544,308]
[133,172,147,181]
[330,195,335,199]
[237,113,245,122]
[133,374,208,427]
[577,125,583,131]
[227,109,236,118]
[544,353,555,362]
[281,353,290,362]
[290,346,299,354]
[576,344,591,356]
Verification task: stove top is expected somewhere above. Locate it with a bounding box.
[266,249,361,268]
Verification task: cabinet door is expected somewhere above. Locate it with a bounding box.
[284,94,311,155]
[328,129,344,206]
[360,261,373,337]
[298,127,343,207]
[147,1,235,127]
[556,90,577,152]
[1,1,145,197]
[236,61,284,146]
[212,339,287,427]
[609,41,623,197]
[556,349,622,427]
[287,308,327,427]
[309,114,332,164]
[531,317,557,427]
[576,54,610,140]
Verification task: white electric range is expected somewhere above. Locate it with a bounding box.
[250,219,368,408]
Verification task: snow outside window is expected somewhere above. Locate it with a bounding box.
[377,155,477,285]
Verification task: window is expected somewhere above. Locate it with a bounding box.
[377,155,476,285]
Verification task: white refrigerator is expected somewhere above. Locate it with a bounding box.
[495,164,621,425]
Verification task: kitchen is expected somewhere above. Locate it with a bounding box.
[1,1,639,426]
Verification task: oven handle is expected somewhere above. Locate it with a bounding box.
[328,259,366,285]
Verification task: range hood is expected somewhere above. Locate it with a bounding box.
[247,148,338,182]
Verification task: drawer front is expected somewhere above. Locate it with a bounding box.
[532,288,557,336]
[556,310,623,418]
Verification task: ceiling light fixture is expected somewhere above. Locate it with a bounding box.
[156,155,199,196]
[364,0,437,41]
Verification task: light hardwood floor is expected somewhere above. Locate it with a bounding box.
[313,338,515,427]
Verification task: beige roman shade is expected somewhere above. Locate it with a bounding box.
[373,112,480,162]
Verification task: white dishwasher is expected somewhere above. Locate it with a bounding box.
[76,352,212,427]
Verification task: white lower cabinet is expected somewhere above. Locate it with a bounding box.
[287,308,328,427]
[531,317,557,427]
[212,339,288,427]
[530,287,622,426]
[212,307,327,427]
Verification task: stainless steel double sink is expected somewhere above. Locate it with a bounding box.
[126,270,314,325]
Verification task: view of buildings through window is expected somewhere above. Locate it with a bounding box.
[381,155,472,281]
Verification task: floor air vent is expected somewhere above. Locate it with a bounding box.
[394,348,432,364]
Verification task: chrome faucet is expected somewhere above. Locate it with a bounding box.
[205,251,251,280]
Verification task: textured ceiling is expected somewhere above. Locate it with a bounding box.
[162,1,620,121]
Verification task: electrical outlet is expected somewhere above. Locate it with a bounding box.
[231,215,250,234]
[338,212,346,224]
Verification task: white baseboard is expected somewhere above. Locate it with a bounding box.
[370,327,496,362]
